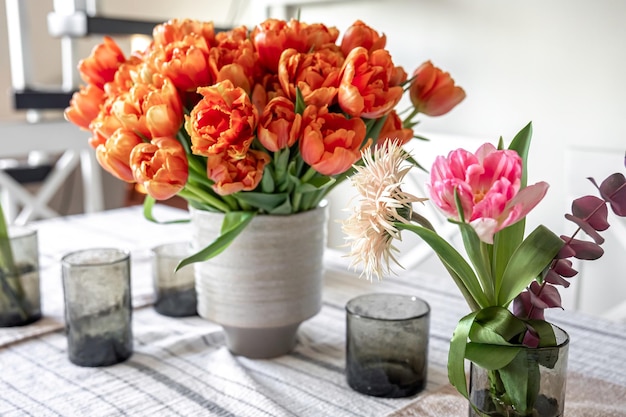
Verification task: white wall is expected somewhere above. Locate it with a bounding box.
[1,0,624,317]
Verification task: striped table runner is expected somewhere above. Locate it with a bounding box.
[1,206,626,416]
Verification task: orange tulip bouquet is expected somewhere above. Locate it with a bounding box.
[65,17,465,265]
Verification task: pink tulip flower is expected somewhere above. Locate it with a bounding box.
[429,143,549,244]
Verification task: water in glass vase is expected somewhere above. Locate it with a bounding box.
[154,286,197,317]
[66,308,132,367]
[0,265,41,327]
[346,358,425,398]
[469,389,561,417]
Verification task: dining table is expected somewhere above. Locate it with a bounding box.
[1,204,625,417]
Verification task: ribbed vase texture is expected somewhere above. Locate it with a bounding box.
[190,204,328,357]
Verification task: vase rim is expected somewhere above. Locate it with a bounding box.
[61,247,130,267]
[7,225,37,239]
[189,199,328,218]
[546,323,570,349]
[346,292,431,322]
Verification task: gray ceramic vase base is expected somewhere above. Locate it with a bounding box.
[222,323,300,359]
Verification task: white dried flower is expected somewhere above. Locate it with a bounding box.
[342,140,427,281]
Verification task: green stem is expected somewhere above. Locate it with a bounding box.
[292,192,302,212]
[0,272,29,321]
[403,108,420,128]
[183,183,232,212]
[410,211,435,230]
[301,167,317,183]
[0,204,28,320]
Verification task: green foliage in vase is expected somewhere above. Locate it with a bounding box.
[0,202,29,321]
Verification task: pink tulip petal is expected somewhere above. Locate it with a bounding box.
[470,218,499,244]
[499,181,549,230]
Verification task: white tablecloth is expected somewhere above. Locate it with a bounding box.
[1,205,625,416]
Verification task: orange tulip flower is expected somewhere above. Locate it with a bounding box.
[130,136,189,200]
[300,105,366,176]
[111,74,183,140]
[207,150,270,196]
[257,97,302,152]
[209,27,259,95]
[300,22,340,51]
[252,19,340,74]
[149,33,212,92]
[64,84,106,130]
[185,80,258,160]
[88,97,124,149]
[377,110,414,146]
[340,20,387,56]
[252,19,304,73]
[338,47,404,119]
[95,129,144,182]
[78,36,126,89]
[251,74,287,114]
[152,18,215,48]
[409,60,466,117]
[278,47,343,108]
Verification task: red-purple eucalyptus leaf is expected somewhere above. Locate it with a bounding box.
[557,243,577,259]
[544,269,571,287]
[560,235,605,260]
[565,214,605,244]
[553,258,578,277]
[513,292,532,317]
[529,281,562,309]
[514,291,547,321]
[571,195,609,231]
[600,173,626,216]
[522,328,540,348]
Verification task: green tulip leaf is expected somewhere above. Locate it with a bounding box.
[527,319,557,348]
[456,221,495,303]
[0,202,30,319]
[465,343,521,370]
[261,165,276,193]
[397,223,489,309]
[268,199,293,214]
[142,195,190,224]
[498,351,541,415]
[0,202,15,272]
[470,307,528,344]
[497,225,564,306]
[175,211,255,271]
[508,122,533,188]
[493,220,525,292]
[297,176,336,193]
[233,192,289,213]
[448,311,479,400]
[295,87,306,115]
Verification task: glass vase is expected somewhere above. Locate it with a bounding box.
[0,226,41,327]
[151,241,197,317]
[345,293,430,398]
[468,325,569,417]
[62,248,133,367]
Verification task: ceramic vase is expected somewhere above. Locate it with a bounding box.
[190,202,328,358]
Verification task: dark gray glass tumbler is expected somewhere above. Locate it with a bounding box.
[151,241,197,317]
[61,248,133,367]
[346,293,430,398]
